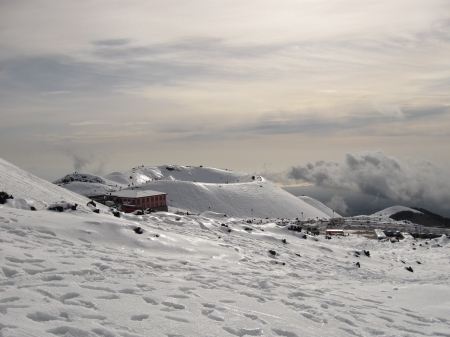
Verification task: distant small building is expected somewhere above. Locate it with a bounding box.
[329,217,345,226]
[107,190,168,213]
[326,229,344,236]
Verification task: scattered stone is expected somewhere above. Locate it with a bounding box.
[269,250,277,256]
[356,262,360,268]
[48,202,77,212]
[134,227,144,234]
[405,266,414,273]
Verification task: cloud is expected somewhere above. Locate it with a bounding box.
[287,151,450,208]
[326,195,348,216]
[373,100,404,118]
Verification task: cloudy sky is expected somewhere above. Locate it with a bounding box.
[1,1,450,213]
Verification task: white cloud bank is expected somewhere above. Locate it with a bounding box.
[288,151,450,209]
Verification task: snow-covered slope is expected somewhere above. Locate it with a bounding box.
[104,165,255,185]
[138,180,329,219]
[297,195,339,218]
[1,204,449,336]
[0,158,98,210]
[60,165,332,219]
[372,206,423,218]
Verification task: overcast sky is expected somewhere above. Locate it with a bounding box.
[1,1,450,212]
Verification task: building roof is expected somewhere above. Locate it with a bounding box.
[110,189,166,198]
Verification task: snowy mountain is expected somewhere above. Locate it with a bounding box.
[55,165,337,219]
[297,195,336,218]
[371,206,423,218]
[1,157,450,336]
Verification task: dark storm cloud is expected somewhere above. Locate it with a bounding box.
[288,151,450,208]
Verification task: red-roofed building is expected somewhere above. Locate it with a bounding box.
[107,190,167,213]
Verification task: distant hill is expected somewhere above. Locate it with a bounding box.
[389,207,450,228]
[371,206,422,218]
[54,173,107,185]
[55,165,338,219]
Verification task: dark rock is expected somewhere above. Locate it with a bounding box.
[134,227,144,234]
[93,209,100,214]
[356,262,360,268]
[405,266,414,272]
[0,191,13,204]
[49,205,64,212]
[363,250,370,257]
[71,204,78,211]
[269,250,277,256]
[30,206,36,211]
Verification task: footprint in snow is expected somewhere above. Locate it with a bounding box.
[131,314,149,321]
[271,328,299,337]
[222,327,263,336]
[162,301,186,310]
[143,296,158,305]
[165,315,190,323]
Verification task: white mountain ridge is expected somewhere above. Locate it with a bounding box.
[55,165,339,219]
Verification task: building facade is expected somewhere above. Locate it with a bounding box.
[108,190,168,213]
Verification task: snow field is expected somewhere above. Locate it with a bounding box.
[1,207,449,336]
